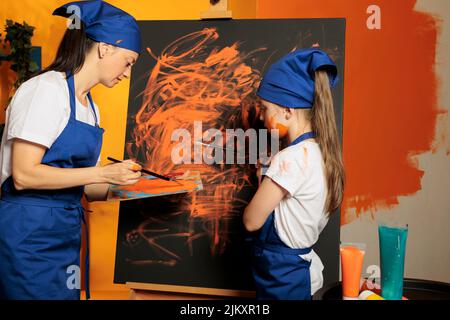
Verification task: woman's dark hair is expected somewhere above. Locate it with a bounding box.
[37,22,96,76]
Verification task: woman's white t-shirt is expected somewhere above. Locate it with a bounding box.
[265,140,329,296]
[0,71,101,186]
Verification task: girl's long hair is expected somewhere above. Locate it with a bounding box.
[37,22,95,76]
[311,70,345,213]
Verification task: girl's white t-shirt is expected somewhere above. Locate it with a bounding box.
[265,140,329,296]
[0,71,101,186]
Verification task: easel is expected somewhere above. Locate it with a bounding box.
[126,0,242,300]
[201,0,232,20]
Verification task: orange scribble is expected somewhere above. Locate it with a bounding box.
[125,28,264,262]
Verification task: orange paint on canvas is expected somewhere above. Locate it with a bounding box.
[127,28,262,256]
[258,0,440,224]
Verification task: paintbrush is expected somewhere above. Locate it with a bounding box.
[194,141,244,154]
[107,157,174,181]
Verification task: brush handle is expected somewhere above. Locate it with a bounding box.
[106,157,172,181]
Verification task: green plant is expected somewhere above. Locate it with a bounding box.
[0,20,38,91]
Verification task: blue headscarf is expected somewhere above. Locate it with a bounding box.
[53,0,142,54]
[257,48,338,109]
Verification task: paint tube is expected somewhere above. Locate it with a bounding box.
[360,279,409,300]
[378,223,408,300]
[359,290,385,300]
[340,243,366,300]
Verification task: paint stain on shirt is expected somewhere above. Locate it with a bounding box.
[303,146,308,168]
[279,160,291,175]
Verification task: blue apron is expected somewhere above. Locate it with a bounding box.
[0,71,104,300]
[251,131,316,300]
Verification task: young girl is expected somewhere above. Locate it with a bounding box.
[243,48,345,300]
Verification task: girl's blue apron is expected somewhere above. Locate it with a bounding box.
[251,131,316,300]
[0,71,104,300]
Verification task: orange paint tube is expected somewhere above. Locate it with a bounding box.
[340,243,366,300]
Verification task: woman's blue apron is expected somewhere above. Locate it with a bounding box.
[251,131,316,300]
[0,72,104,300]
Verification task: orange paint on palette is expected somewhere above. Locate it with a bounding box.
[120,177,198,195]
[258,0,441,224]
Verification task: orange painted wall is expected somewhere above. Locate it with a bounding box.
[257,0,440,225]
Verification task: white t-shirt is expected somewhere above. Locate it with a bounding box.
[265,140,329,295]
[0,71,101,186]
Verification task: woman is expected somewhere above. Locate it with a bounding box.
[243,48,345,299]
[0,1,142,300]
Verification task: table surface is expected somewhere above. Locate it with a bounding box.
[313,278,450,300]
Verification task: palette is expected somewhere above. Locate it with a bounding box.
[107,171,203,201]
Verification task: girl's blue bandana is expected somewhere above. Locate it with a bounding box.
[257,48,338,109]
